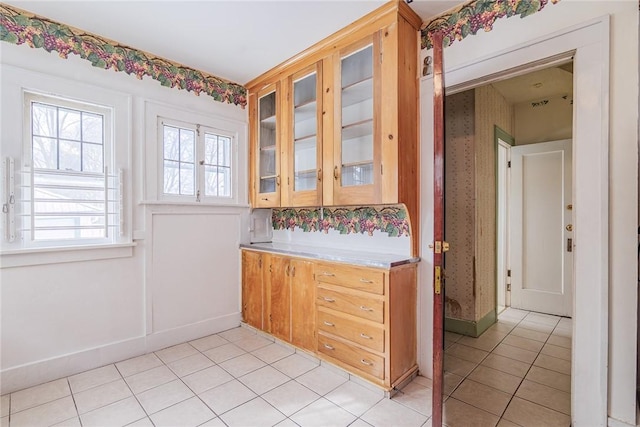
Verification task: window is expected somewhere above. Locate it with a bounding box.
[7,92,121,246]
[160,119,234,202]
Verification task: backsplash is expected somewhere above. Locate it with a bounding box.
[272,205,411,237]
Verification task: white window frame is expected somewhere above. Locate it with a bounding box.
[0,64,133,266]
[145,101,245,206]
[159,118,237,204]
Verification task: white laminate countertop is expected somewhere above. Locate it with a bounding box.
[240,242,420,269]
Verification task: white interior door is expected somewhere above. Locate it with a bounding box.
[497,140,511,312]
[510,139,573,316]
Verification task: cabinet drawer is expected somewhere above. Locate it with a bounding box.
[315,264,385,295]
[318,309,384,352]
[317,287,384,323]
[318,333,384,379]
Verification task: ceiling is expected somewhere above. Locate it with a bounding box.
[3,0,464,85]
[491,65,573,104]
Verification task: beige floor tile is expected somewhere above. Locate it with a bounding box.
[442,397,499,427]
[10,396,77,427]
[136,379,194,415]
[525,366,570,393]
[445,343,489,364]
[361,397,427,427]
[533,354,571,375]
[272,353,319,378]
[116,353,163,377]
[492,343,538,364]
[459,334,503,352]
[199,379,257,415]
[509,327,549,343]
[125,418,154,427]
[393,382,432,417]
[262,380,321,416]
[219,397,286,427]
[218,327,257,343]
[523,313,560,327]
[189,334,229,352]
[496,418,521,427]
[291,397,357,427]
[540,343,571,361]
[295,366,348,396]
[204,343,246,364]
[468,366,522,395]
[487,322,516,335]
[155,343,198,364]
[182,365,234,394]
[252,343,295,364]
[502,397,570,427]
[199,418,226,427]
[80,396,147,427]
[443,372,464,396]
[515,380,570,415]
[1,416,7,427]
[125,365,177,394]
[234,335,273,352]
[501,308,529,320]
[52,416,81,426]
[219,353,266,378]
[167,353,215,377]
[1,395,8,417]
[349,419,375,427]
[68,365,122,394]
[502,335,544,353]
[481,354,531,378]
[325,381,382,417]
[444,354,478,377]
[551,327,571,338]
[11,378,71,414]
[452,379,511,416]
[412,375,433,389]
[444,332,463,343]
[518,321,554,334]
[73,379,132,414]
[546,335,571,349]
[149,397,215,427]
[239,365,290,395]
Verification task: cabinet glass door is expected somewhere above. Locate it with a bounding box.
[258,88,278,198]
[293,72,318,192]
[340,44,374,187]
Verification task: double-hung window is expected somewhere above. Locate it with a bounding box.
[5,92,122,247]
[160,119,234,202]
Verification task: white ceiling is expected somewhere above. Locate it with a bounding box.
[492,65,573,104]
[3,0,464,85]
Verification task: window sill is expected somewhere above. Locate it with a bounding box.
[0,242,136,268]
[139,200,250,208]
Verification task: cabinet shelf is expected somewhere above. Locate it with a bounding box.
[342,78,373,108]
[342,119,373,140]
[260,145,276,151]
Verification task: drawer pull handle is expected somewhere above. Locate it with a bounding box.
[360,333,372,339]
[323,321,335,327]
[360,359,373,366]
[322,272,335,277]
[359,278,374,283]
[324,343,335,350]
[323,297,336,303]
[359,305,374,312]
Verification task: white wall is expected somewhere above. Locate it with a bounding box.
[0,43,249,394]
[420,1,638,425]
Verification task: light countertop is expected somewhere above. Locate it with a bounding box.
[240,242,420,269]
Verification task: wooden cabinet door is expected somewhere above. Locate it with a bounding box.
[284,63,323,207]
[328,34,382,206]
[266,254,291,341]
[241,251,263,329]
[290,259,315,352]
[251,83,282,207]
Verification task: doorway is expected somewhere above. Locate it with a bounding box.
[438,62,575,424]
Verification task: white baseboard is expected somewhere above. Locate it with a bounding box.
[608,416,636,427]
[1,312,242,394]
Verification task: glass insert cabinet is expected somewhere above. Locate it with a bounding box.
[247,0,420,246]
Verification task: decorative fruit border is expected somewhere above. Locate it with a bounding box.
[421,0,561,50]
[0,3,247,107]
[272,205,410,237]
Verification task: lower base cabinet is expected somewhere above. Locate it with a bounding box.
[240,249,417,390]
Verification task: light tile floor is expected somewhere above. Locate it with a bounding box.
[0,308,571,427]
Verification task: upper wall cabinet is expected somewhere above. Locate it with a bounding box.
[248,1,421,218]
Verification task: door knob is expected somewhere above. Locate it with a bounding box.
[566,224,573,232]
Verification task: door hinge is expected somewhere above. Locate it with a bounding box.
[507,283,511,292]
[434,266,442,295]
[380,164,383,175]
[507,269,511,277]
[430,241,450,254]
[508,160,511,168]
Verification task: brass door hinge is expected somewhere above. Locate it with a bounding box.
[434,266,442,295]
[429,241,450,254]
